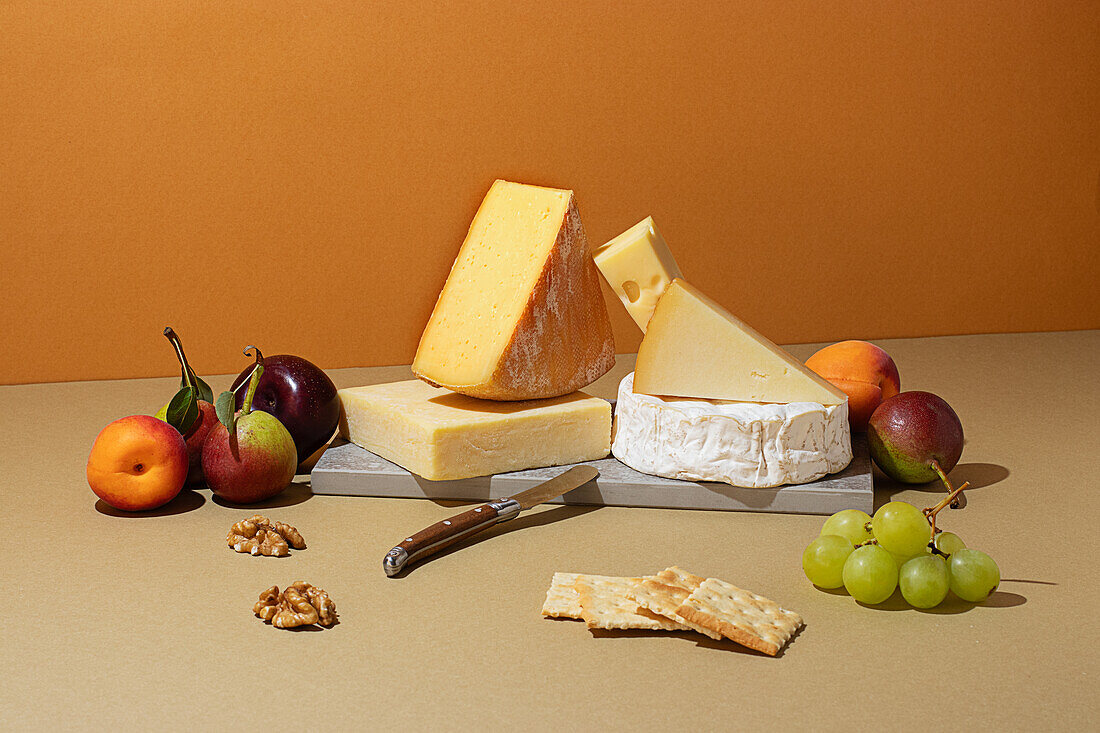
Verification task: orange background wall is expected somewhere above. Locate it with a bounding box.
[2,1,1098,385]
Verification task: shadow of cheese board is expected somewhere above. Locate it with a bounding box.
[311,429,872,515]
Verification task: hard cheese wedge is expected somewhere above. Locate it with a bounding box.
[593,216,682,332]
[413,180,615,401]
[633,279,847,404]
[338,380,611,481]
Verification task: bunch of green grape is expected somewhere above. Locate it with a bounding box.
[802,502,1000,608]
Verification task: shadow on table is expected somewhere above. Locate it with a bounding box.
[385,503,601,577]
[586,623,804,657]
[209,478,314,510]
[874,462,1010,510]
[95,489,205,517]
[852,587,1027,613]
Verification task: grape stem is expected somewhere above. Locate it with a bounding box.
[930,460,967,510]
[922,464,971,535]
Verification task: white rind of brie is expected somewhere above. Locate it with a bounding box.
[612,372,853,489]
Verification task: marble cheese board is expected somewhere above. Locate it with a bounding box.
[311,434,873,515]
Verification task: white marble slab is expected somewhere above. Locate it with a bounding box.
[311,434,873,515]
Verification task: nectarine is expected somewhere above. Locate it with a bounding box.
[87,415,188,511]
[805,340,900,431]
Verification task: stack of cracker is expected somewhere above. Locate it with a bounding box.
[541,566,803,656]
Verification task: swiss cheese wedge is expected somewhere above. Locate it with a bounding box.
[413,180,615,400]
[593,216,682,332]
[633,279,847,405]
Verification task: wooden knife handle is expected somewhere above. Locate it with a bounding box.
[383,499,520,576]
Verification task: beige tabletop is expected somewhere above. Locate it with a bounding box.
[3,331,1097,731]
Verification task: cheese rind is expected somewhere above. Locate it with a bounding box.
[613,372,851,488]
[634,279,847,404]
[413,180,615,401]
[338,380,611,481]
[593,216,682,332]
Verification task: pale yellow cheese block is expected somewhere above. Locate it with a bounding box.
[633,279,847,404]
[593,216,682,332]
[337,380,611,481]
[412,180,615,401]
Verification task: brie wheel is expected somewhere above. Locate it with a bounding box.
[612,372,852,488]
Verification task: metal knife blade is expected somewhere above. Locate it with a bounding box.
[510,464,599,509]
[382,464,600,577]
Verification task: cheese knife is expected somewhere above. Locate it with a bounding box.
[383,464,599,577]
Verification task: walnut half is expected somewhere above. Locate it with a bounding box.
[254,582,338,629]
[228,515,306,557]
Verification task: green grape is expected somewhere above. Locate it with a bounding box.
[933,531,966,556]
[802,535,854,588]
[871,501,932,557]
[949,549,1000,602]
[889,547,930,571]
[899,555,950,608]
[842,544,898,604]
[820,509,873,546]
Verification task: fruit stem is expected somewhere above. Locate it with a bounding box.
[163,327,196,392]
[922,475,971,535]
[241,346,264,416]
[930,459,967,509]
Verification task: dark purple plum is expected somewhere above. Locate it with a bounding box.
[232,354,339,466]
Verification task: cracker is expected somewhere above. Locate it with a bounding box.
[675,577,803,656]
[630,570,721,640]
[541,572,584,618]
[574,575,687,631]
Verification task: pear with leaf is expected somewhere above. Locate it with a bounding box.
[202,346,298,504]
[154,327,218,487]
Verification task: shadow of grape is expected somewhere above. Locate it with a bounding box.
[812,585,851,596]
[852,588,1026,613]
[95,489,205,517]
[210,479,313,509]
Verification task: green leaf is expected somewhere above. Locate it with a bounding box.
[179,367,213,403]
[193,373,214,403]
[215,390,237,434]
[166,386,199,434]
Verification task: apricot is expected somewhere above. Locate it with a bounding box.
[805,340,900,431]
[87,415,189,511]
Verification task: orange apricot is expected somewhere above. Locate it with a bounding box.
[805,341,900,431]
[86,415,189,511]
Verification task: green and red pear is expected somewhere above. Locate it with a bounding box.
[867,391,963,484]
[202,347,298,504]
[155,327,219,487]
[156,399,218,486]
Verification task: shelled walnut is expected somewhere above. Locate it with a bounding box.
[227,515,306,557]
[253,582,338,629]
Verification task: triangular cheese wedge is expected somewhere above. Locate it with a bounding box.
[593,216,682,332]
[413,180,615,401]
[633,279,846,405]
